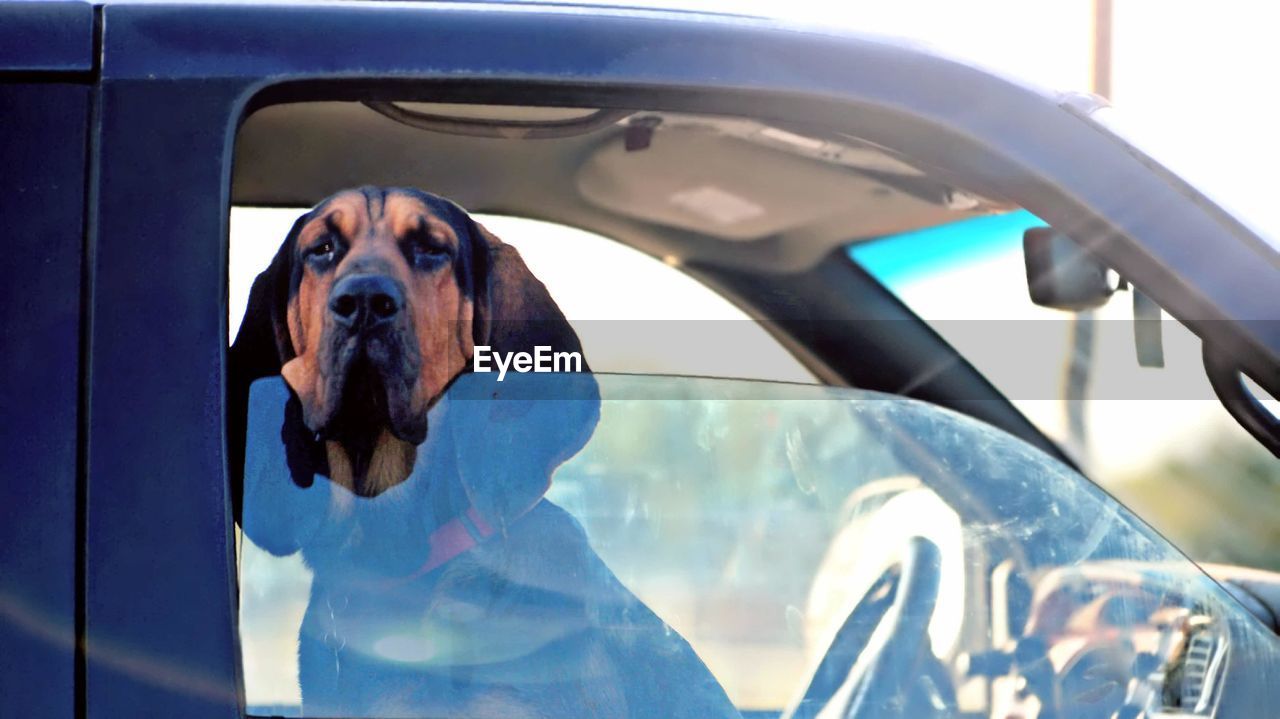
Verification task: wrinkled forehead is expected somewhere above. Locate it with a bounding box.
[297,188,462,249]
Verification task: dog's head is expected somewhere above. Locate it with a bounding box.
[229,186,589,498]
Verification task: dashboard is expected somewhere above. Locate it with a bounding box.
[969,562,1230,719]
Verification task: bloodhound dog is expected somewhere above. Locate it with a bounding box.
[228,187,737,719]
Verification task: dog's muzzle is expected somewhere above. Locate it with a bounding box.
[315,272,426,447]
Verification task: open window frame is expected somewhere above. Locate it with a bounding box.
[85,4,1280,717]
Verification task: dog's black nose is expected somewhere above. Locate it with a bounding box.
[329,274,404,329]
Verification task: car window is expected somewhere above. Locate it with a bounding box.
[238,371,1280,718]
[850,211,1280,571]
[223,94,1280,719]
[230,207,815,384]
[229,203,813,712]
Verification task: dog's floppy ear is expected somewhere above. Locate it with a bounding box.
[228,216,307,520]
[230,219,299,375]
[451,213,599,531]
[465,216,589,371]
[447,372,601,536]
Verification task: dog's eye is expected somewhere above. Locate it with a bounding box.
[307,239,337,262]
[409,237,450,267]
[413,242,447,258]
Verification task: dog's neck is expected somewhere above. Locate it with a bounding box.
[324,430,417,497]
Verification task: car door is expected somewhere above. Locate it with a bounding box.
[0,2,94,716]
[86,3,1280,718]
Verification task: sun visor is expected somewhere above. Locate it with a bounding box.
[576,124,937,241]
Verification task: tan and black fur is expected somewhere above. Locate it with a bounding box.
[230,186,583,498]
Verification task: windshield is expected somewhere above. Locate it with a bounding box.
[238,372,1280,718]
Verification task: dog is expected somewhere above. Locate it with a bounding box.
[229,187,738,718]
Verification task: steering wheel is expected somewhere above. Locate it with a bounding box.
[785,536,954,719]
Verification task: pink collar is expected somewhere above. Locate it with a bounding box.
[387,501,538,587]
[417,505,497,576]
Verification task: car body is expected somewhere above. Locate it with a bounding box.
[3,1,1279,717]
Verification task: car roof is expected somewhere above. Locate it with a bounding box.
[86,0,1067,93]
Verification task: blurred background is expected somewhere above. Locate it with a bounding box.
[777,0,1280,571]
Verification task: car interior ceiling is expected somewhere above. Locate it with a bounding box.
[230,99,1072,464]
[231,101,1005,271]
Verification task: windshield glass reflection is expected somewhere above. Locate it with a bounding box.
[239,372,1280,718]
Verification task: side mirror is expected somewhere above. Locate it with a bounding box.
[1023,227,1115,311]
